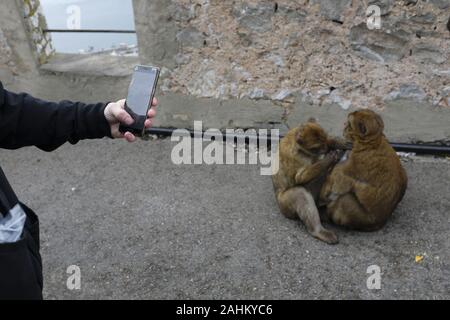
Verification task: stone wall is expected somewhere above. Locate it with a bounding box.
[0,29,16,76]
[0,0,128,107]
[1,1,449,144]
[20,0,54,65]
[0,0,41,87]
[135,0,450,110]
[1,0,54,84]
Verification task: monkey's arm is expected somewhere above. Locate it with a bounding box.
[295,157,334,185]
[328,137,352,150]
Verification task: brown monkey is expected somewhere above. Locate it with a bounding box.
[320,109,408,231]
[272,119,346,244]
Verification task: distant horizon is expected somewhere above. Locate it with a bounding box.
[40,0,137,53]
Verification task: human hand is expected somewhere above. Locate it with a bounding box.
[104,98,158,142]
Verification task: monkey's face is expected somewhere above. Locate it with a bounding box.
[344,109,384,142]
[296,122,329,156]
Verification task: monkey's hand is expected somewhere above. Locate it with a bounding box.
[328,137,352,150]
[329,150,345,164]
[295,156,335,185]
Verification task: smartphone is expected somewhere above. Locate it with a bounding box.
[119,65,160,137]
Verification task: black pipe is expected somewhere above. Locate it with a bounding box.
[389,143,450,155]
[145,127,450,156]
[43,29,136,34]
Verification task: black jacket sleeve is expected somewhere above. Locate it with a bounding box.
[0,81,112,152]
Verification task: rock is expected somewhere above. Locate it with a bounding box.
[266,53,285,68]
[349,22,410,62]
[403,0,418,4]
[393,14,438,38]
[176,27,205,48]
[233,2,274,33]
[272,89,293,101]
[246,88,267,99]
[330,90,352,110]
[282,32,301,48]
[229,83,239,97]
[426,0,450,9]
[277,6,307,23]
[160,67,172,78]
[299,91,314,105]
[410,12,436,25]
[236,31,253,47]
[412,43,447,64]
[311,0,352,22]
[441,86,450,97]
[231,66,252,82]
[175,53,191,65]
[186,69,221,98]
[160,78,172,93]
[326,39,346,54]
[433,86,450,107]
[316,88,331,97]
[173,3,199,22]
[368,0,394,16]
[385,84,427,101]
[433,69,450,77]
[306,88,332,105]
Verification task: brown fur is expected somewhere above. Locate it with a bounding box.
[320,109,408,231]
[272,119,346,244]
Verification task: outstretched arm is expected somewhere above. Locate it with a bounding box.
[295,153,337,185]
[0,82,157,151]
[328,136,352,150]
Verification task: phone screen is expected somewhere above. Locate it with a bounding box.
[121,65,160,135]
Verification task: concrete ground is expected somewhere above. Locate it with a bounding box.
[0,138,449,300]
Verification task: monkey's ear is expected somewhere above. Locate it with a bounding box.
[357,121,367,136]
[295,130,304,145]
[374,113,384,131]
[307,117,317,123]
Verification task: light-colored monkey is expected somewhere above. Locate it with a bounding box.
[320,109,408,231]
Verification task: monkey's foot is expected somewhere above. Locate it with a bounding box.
[311,229,339,245]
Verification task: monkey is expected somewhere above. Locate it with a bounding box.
[319,109,408,231]
[272,118,347,244]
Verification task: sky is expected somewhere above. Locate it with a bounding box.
[40,0,137,53]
